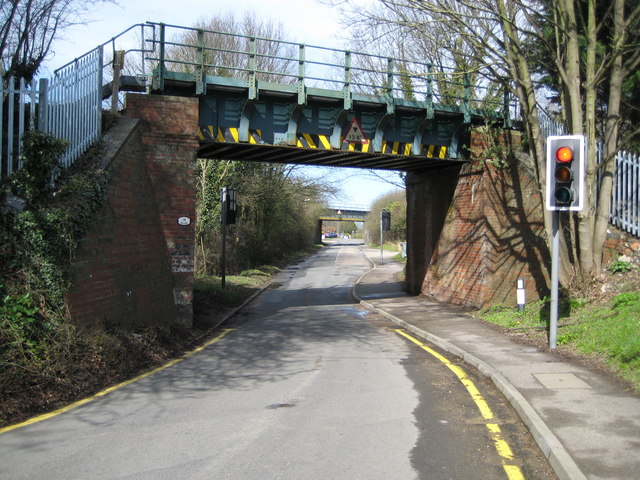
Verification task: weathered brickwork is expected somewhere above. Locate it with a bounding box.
[409,130,550,309]
[66,94,199,329]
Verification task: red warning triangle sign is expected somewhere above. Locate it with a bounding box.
[343,118,369,144]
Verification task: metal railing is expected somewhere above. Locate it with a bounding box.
[1,55,102,178]
[0,77,43,178]
[611,150,640,236]
[42,47,103,168]
[144,22,515,124]
[1,24,154,181]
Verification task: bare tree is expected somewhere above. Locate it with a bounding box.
[0,0,110,80]
[328,0,640,284]
[163,12,297,84]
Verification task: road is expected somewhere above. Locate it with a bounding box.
[0,240,555,479]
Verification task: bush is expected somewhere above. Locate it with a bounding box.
[0,285,43,357]
[8,131,68,206]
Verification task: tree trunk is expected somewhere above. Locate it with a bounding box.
[577,0,598,278]
[593,0,626,270]
[496,0,575,285]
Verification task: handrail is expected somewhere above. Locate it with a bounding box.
[140,21,514,123]
[54,23,155,75]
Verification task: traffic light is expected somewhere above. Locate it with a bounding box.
[545,135,585,211]
[381,210,391,231]
[221,187,237,225]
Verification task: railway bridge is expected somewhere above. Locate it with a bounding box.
[40,23,545,329]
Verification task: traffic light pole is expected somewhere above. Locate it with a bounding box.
[380,217,384,265]
[549,211,560,348]
[221,189,228,289]
[545,134,585,348]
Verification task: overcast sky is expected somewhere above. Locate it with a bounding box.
[44,0,401,208]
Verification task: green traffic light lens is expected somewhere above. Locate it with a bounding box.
[554,186,573,204]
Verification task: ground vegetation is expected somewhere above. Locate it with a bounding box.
[477,232,640,391]
[366,189,406,246]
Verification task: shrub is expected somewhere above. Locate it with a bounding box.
[8,131,68,206]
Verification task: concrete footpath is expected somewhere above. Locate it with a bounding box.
[353,248,640,480]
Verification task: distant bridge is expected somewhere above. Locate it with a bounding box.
[319,206,370,223]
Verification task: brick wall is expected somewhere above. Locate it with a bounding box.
[418,130,550,309]
[66,94,199,329]
[405,167,460,294]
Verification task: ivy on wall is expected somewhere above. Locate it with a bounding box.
[1,132,110,313]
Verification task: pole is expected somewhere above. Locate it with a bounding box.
[380,212,384,265]
[549,211,559,348]
[111,51,124,114]
[221,188,227,289]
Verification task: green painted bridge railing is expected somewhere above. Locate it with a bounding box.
[30,21,516,175]
[145,22,515,126]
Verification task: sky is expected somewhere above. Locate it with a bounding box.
[43,0,402,208]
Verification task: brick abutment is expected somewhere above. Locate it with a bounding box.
[66,94,198,329]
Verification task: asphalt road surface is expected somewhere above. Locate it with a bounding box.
[0,240,555,479]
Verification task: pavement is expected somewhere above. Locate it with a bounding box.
[352,247,640,480]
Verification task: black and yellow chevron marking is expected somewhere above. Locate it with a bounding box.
[199,126,263,144]
[199,126,448,159]
[341,140,372,153]
[421,144,448,159]
[381,141,413,156]
[296,133,332,149]
[379,142,447,158]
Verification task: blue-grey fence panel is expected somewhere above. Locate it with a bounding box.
[612,151,640,237]
[0,77,41,179]
[43,47,103,168]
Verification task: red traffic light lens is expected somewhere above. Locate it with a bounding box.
[555,165,572,183]
[555,146,573,163]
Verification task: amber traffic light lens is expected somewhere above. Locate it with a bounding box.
[555,165,572,183]
[555,146,573,163]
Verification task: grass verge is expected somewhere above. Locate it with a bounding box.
[477,292,640,391]
[194,267,274,308]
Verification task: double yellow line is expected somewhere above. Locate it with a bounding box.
[0,329,235,435]
[396,329,525,480]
